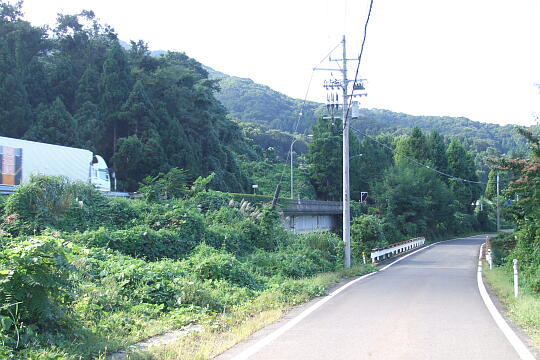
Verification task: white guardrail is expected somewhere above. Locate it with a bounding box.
[370,237,425,263]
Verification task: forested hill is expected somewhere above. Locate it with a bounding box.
[207,67,321,133]
[208,68,536,156]
[0,4,254,192]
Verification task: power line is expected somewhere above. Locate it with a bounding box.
[345,0,374,123]
[351,126,492,185]
[278,42,346,193]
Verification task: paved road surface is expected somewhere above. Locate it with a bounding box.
[217,235,526,360]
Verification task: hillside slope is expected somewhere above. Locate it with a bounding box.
[208,68,537,156]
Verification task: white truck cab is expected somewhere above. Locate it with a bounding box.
[90,155,111,192]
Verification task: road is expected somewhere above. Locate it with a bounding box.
[217,235,528,360]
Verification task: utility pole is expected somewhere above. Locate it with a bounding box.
[315,35,366,268]
[341,35,351,268]
[496,172,500,232]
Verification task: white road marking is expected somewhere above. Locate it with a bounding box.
[476,244,536,360]
[232,239,440,360]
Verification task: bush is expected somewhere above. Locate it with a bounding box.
[351,215,387,261]
[189,190,232,212]
[2,176,112,234]
[509,222,540,292]
[68,225,202,261]
[295,231,342,265]
[0,236,73,332]
[184,244,259,289]
[103,197,141,229]
[247,232,340,279]
[139,200,206,234]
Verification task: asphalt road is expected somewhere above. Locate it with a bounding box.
[217,235,526,360]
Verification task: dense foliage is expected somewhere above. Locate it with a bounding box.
[208,68,320,134]
[491,129,540,293]
[306,122,495,243]
[210,66,539,184]
[0,176,356,359]
[0,1,252,192]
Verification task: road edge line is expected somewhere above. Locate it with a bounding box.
[476,244,536,360]
[231,238,444,360]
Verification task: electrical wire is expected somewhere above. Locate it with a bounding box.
[276,41,347,195]
[345,0,374,124]
[350,126,493,185]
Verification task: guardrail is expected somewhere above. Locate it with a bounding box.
[370,237,425,263]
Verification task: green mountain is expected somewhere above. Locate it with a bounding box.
[206,67,321,134]
[207,68,538,157]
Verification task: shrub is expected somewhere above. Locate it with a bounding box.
[68,225,201,261]
[0,236,73,332]
[184,244,259,289]
[351,215,387,262]
[189,190,232,213]
[254,206,288,250]
[103,197,141,229]
[3,176,111,234]
[247,246,337,279]
[295,231,342,265]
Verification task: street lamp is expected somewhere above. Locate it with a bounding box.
[290,138,299,199]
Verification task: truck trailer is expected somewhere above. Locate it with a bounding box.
[0,137,111,192]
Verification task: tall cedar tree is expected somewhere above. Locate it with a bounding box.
[446,138,482,213]
[100,41,132,156]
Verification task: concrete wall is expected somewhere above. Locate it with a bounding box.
[282,214,336,234]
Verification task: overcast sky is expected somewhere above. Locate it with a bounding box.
[20,0,540,126]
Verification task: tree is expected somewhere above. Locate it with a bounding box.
[492,128,540,291]
[484,168,497,200]
[74,101,102,152]
[373,164,454,239]
[427,130,448,174]
[24,97,78,146]
[0,39,32,138]
[354,133,394,195]
[47,54,78,112]
[111,134,166,191]
[100,41,132,155]
[121,79,160,137]
[75,65,100,108]
[447,138,482,213]
[306,116,342,200]
[394,127,431,166]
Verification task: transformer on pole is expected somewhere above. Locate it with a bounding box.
[315,35,367,267]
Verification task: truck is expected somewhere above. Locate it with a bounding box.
[0,136,111,192]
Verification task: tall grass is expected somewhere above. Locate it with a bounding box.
[131,265,375,360]
[483,265,540,350]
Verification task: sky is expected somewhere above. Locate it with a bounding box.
[19,0,540,126]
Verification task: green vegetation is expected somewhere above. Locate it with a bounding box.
[0,176,371,359]
[488,129,540,291]
[208,68,321,134]
[482,130,540,349]
[306,121,495,244]
[136,265,373,359]
[209,67,538,173]
[483,264,540,348]
[0,2,254,192]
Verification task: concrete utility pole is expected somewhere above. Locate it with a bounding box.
[341,35,351,268]
[315,35,366,268]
